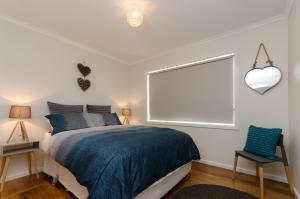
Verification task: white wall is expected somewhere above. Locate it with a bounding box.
[0,18,129,180]
[129,19,289,181]
[289,0,300,195]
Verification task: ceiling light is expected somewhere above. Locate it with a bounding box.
[127,3,143,28]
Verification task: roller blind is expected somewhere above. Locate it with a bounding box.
[147,55,235,127]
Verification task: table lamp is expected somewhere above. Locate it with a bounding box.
[7,105,31,143]
[121,108,131,125]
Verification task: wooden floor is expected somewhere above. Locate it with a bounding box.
[0,162,294,199]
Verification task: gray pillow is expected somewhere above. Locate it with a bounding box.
[102,113,122,126]
[83,113,105,127]
[48,101,83,114]
[86,105,111,113]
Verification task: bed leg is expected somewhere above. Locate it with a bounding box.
[52,174,58,185]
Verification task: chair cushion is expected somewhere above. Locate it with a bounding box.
[244,125,282,160]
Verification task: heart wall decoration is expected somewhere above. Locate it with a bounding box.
[77,62,91,91]
[245,43,282,95]
[77,78,91,91]
[77,63,91,77]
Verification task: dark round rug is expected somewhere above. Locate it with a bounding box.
[172,184,259,199]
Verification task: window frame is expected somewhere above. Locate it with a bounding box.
[146,53,238,130]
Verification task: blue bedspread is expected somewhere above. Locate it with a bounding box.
[53,126,200,199]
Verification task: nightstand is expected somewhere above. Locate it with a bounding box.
[0,140,39,192]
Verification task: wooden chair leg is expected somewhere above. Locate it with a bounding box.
[232,155,238,179]
[259,166,264,199]
[0,157,10,192]
[284,166,294,196]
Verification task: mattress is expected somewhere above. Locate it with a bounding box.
[41,126,193,199]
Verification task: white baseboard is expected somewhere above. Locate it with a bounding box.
[6,167,43,182]
[294,186,300,199]
[198,159,288,183]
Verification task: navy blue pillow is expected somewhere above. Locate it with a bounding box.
[45,113,89,135]
[101,113,122,126]
[244,125,282,160]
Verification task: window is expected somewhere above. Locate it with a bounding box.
[147,54,236,128]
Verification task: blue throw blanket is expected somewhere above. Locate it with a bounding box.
[52,126,200,199]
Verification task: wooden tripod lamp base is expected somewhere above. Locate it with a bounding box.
[121,108,131,125]
[123,116,130,125]
[7,121,29,144]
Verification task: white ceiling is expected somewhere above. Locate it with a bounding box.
[0,0,291,64]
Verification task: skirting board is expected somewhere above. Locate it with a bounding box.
[6,167,43,182]
[197,159,287,183]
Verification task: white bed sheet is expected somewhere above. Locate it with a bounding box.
[41,126,192,199]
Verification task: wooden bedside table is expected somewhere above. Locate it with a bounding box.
[0,140,39,192]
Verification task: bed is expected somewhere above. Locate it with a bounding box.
[41,125,200,199]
